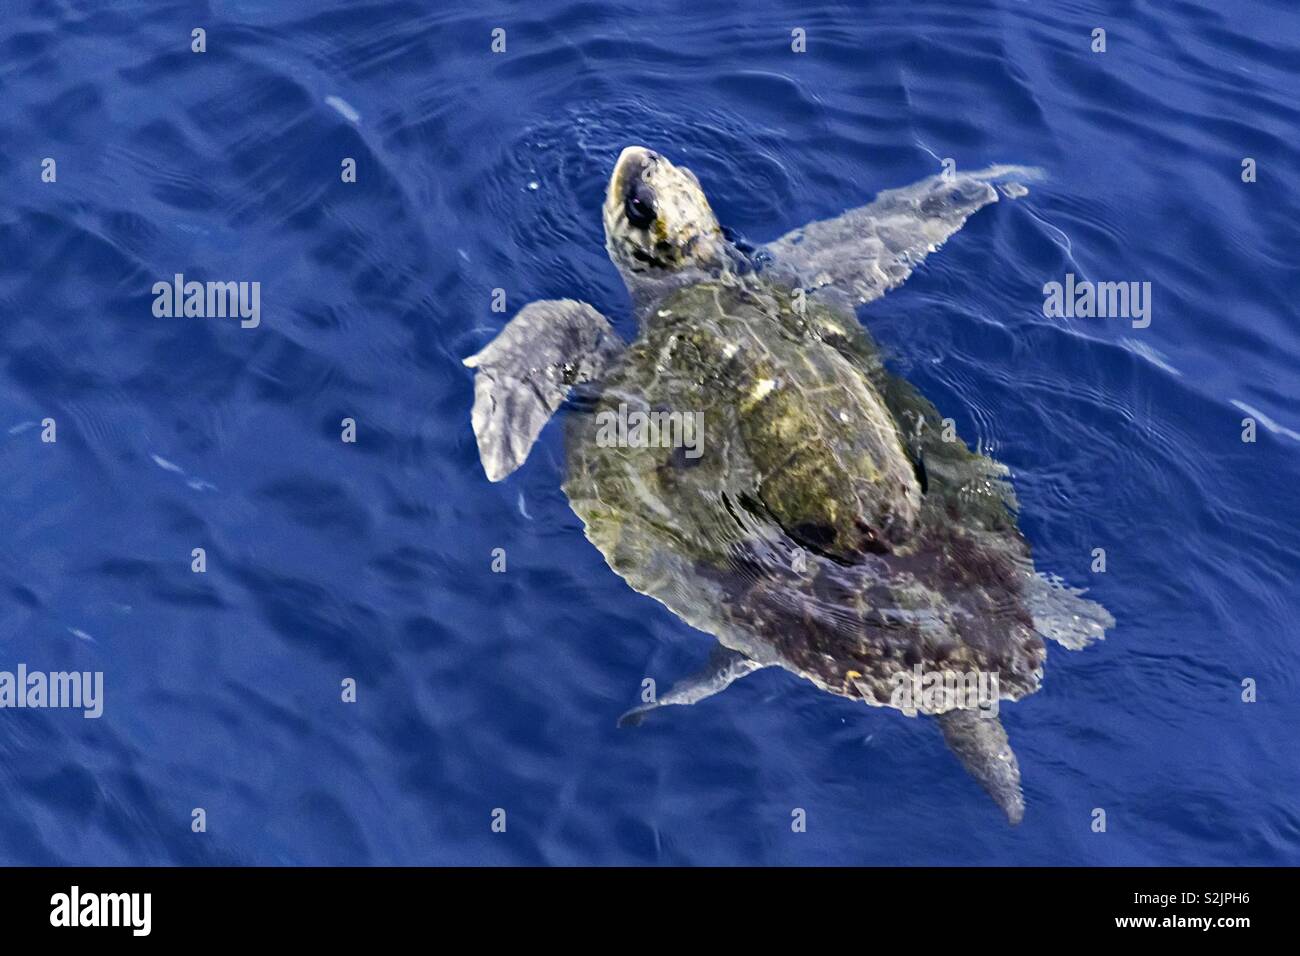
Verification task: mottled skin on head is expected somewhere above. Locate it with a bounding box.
[603,147,729,286]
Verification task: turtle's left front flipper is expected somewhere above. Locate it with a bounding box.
[936,708,1025,825]
[464,299,623,482]
[764,165,1041,308]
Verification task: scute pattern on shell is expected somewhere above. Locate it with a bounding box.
[563,273,1047,712]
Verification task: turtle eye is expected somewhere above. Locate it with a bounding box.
[625,183,656,229]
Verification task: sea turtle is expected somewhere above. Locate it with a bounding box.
[464,147,1113,824]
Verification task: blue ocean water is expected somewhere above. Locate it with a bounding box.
[0,0,1297,865]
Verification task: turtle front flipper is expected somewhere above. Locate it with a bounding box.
[936,709,1025,825]
[763,165,1041,308]
[618,645,767,727]
[464,299,622,481]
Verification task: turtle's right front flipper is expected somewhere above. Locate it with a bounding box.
[463,299,622,482]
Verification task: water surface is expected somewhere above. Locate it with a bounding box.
[1,0,1297,864]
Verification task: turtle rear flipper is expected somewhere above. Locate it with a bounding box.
[618,646,767,727]
[937,709,1025,825]
[1024,572,1113,650]
[464,299,622,481]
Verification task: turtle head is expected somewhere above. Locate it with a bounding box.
[603,147,724,282]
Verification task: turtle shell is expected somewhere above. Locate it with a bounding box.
[563,274,1046,711]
